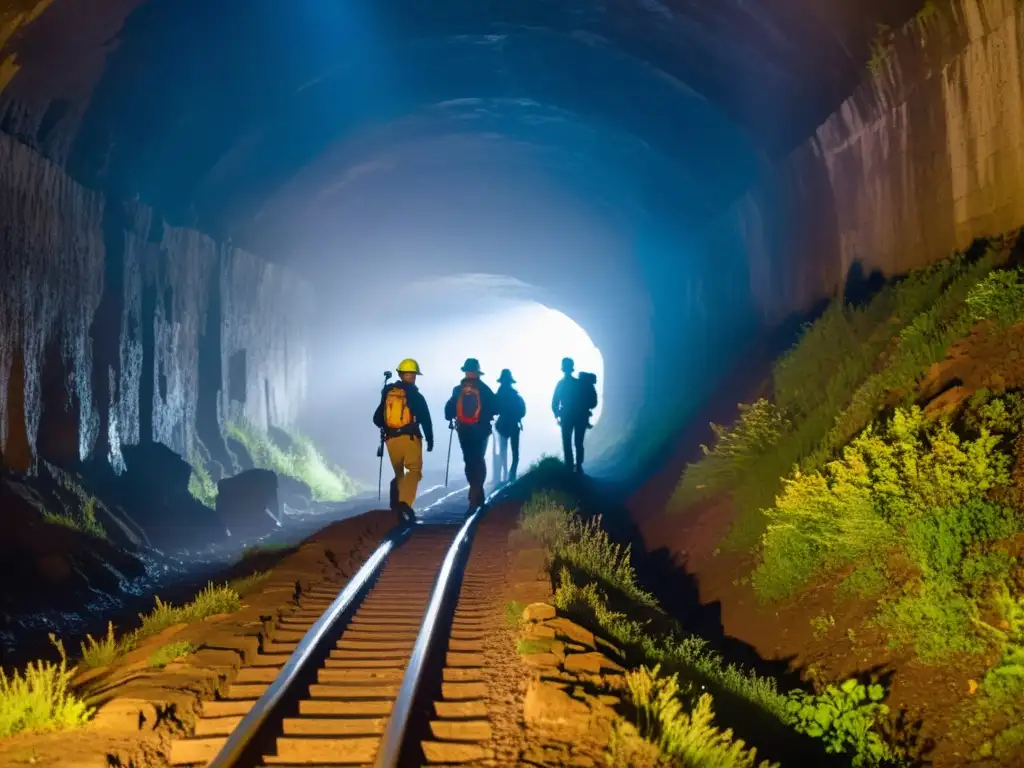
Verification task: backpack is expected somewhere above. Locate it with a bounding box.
[384,385,413,431]
[456,380,482,425]
[578,373,598,411]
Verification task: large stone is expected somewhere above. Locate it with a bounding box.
[217,469,281,540]
[546,617,595,649]
[523,602,556,622]
[277,473,314,511]
[524,678,592,735]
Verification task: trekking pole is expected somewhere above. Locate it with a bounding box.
[376,370,392,501]
[445,420,454,487]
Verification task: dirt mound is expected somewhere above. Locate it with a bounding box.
[918,321,1024,416]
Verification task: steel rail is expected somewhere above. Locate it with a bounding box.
[207,527,408,768]
[373,488,501,767]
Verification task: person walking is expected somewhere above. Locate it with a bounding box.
[444,358,496,510]
[551,356,591,473]
[494,368,526,484]
[372,358,433,522]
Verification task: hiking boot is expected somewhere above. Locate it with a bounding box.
[396,502,415,524]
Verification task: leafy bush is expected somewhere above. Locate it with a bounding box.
[966,267,1024,327]
[784,679,896,767]
[226,420,358,501]
[148,641,196,668]
[520,492,656,607]
[754,405,1012,602]
[612,664,775,768]
[0,636,92,738]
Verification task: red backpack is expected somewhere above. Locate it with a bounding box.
[456,380,482,425]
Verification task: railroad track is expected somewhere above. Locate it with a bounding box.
[172,484,512,767]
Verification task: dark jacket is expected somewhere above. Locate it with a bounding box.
[444,377,496,432]
[495,384,526,435]
[552,374,587,423]
[373,381,434,445]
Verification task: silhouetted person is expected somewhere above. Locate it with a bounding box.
[373,358,433,522]
[444,358,496,510]
[552,356,592,473]
[494,368,526,485]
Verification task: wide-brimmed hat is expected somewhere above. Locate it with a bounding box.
[497,369,515,384]
[461,358,483,374]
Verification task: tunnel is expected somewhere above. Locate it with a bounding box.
[3,0,1024,765]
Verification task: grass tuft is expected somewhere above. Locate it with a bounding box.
[0,636,93,738]
[148,641,196,669]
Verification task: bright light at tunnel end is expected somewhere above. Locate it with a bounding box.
[302,295,604,482]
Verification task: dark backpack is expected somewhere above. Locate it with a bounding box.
[456,380,482,425]
[578,372,598,411]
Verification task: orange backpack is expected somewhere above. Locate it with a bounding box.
[384,386,413,430]
[455,381,482,425]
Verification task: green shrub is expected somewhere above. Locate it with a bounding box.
[520,491,655,607]
[672,399,789,507]
[966,267,1024,327]
[226,420,358,501]
[78,622,126,668]
[835,565,889,601]
[784,679,896,767]
[614,664,775,768]
[875,583,986,662]
[754,405,1012,602]
[148,641,196,668]
[0,636,93,738]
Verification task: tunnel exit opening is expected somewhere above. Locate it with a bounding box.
[300,273,605,486]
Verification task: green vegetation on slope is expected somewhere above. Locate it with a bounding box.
[519,490,898,766]
[670,236,1024,755]
[225,419,358,502]
[674,243,1016,548]
[42,496,106,540]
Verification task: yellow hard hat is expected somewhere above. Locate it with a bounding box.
[396,358,422,375]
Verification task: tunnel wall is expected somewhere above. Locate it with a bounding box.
[715,0,1024,323]
[0,131,313,472]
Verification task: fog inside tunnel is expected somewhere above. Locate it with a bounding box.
[298,289,604,486]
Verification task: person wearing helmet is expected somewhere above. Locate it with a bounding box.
[444,358,497,510]
[373,358,434,522]
[551,356,589,473]
[494,368,526,484]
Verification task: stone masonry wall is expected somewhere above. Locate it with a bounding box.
[715,0,1024,323]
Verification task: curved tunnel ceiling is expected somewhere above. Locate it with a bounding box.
[1,0,926,472]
